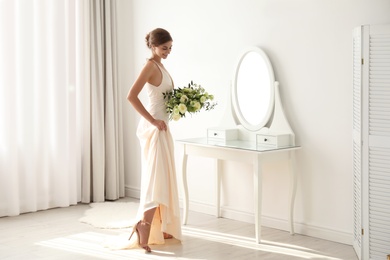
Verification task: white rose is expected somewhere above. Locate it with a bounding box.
[173,106,180,115]
[194,101,201,111]
[172,114,181,121]
[178,103,187,114]
[180,95,188,103]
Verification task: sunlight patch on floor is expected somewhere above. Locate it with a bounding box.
[182,226,343,260]
[36,228,343,260]
[36,232,204,260]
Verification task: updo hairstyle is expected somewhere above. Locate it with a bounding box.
[145,28,172,49]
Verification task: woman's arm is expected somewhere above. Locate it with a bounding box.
[127,61,167,131]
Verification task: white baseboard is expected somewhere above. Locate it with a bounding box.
[289,221,353,246]
[125,185,140,199]
[180,199,353,246]
[125,194,353,245]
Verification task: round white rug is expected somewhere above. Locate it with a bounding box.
[79,201,139,229]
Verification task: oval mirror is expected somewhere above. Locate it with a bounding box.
[232,47,275,131]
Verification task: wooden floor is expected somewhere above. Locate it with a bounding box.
[0,198,358,260]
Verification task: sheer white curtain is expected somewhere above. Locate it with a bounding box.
[0,0,79,216]
[0,0,124,217]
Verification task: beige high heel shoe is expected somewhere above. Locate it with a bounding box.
[163,232,173,239]
[129,220,152,253]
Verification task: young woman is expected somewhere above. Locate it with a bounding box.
[127,28,182,253]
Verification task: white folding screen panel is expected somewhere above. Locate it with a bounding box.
[354,24,390,260]
[352,26,363,260]
[365,24,390,260]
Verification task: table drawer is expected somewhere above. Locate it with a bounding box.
[207,128,238,141]
[256,133,291,147]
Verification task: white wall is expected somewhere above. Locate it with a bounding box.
[117,0,390,244]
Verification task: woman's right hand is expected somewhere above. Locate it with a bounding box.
[152,119,167,131]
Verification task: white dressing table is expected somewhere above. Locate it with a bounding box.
[179,46,300,244]
[178,138,300,243]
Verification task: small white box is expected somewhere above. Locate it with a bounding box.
[207,127,238,141]
[256,133,291,147]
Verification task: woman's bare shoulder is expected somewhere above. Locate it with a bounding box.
[137,59,155,75]
[141,59,158,73]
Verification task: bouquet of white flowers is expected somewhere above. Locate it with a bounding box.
[163,81,217,121]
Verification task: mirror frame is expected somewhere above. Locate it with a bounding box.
[232,46,275,131]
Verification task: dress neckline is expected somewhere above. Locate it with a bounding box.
[148,59,174,87]
[149,59,164,68]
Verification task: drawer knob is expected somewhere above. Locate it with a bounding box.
[214,133,218,136]
[264,138,268,142]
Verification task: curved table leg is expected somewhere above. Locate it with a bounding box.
[182,148,189,225]
[288,151,297,234]
[254,154,262,244]
[216,159,222,218]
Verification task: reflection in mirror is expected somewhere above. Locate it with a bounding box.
[233,47,275,131]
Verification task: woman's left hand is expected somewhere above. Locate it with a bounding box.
[151,119,167,131]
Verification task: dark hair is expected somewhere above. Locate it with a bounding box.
[145,28,172,49]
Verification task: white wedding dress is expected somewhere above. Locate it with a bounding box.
[135,60,182,244]
[104,61,181,250]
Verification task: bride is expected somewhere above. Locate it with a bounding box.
[126,28,182,253]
